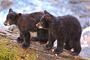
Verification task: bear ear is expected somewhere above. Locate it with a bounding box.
[44,10,53,16]
[9,8,13,13]
[44,10,50,15]
[17,13,22,18]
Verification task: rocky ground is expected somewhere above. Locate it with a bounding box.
[0,27,88,60]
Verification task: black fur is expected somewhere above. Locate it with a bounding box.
[4,8,48,48]
[36,10,82,55]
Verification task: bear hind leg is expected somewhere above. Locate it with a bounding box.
[17,32,24,43]
[71,40,81,55]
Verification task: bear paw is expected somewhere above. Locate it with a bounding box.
[53,49,63,54]
[17,37,23,43]
[71,52,79,56]
[22,43,30,49]
[40,40,47,44]
[64,47,72,50]
[44,44,53,50]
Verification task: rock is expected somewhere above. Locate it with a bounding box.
[80,26,90,58]
[81,26,90,47]
[69,0,90,4]
[85,5,90,11]
[0,0,13,11]
[0,27,19,40]
[8,25,19,34]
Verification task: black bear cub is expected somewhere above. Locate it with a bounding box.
[36,10,82,55]
[4,8,48,48]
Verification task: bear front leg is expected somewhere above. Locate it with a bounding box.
[17,32,24,43]
[54,36,65,54]
[64,39,72,50]
[37,29,48,44]
[22,32,30,49]
[45,32,55,50]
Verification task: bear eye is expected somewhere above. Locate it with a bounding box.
[9,19,11,21]
[7,16,10,21]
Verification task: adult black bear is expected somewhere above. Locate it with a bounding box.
[4,8,48,48]
[36,10,82,55]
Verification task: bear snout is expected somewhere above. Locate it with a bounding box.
[4,20,10,26]
[36,22,43,29]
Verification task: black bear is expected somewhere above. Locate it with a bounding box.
[36,10,82,55]
[4,8,48,48]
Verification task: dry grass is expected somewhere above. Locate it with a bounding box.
[0,36,37,60]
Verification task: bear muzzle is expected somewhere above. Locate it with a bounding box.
[36,22,43,29]
[4,20,10,26]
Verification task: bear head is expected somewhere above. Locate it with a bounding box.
[4,8,22,26]
[36,10,54,29]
